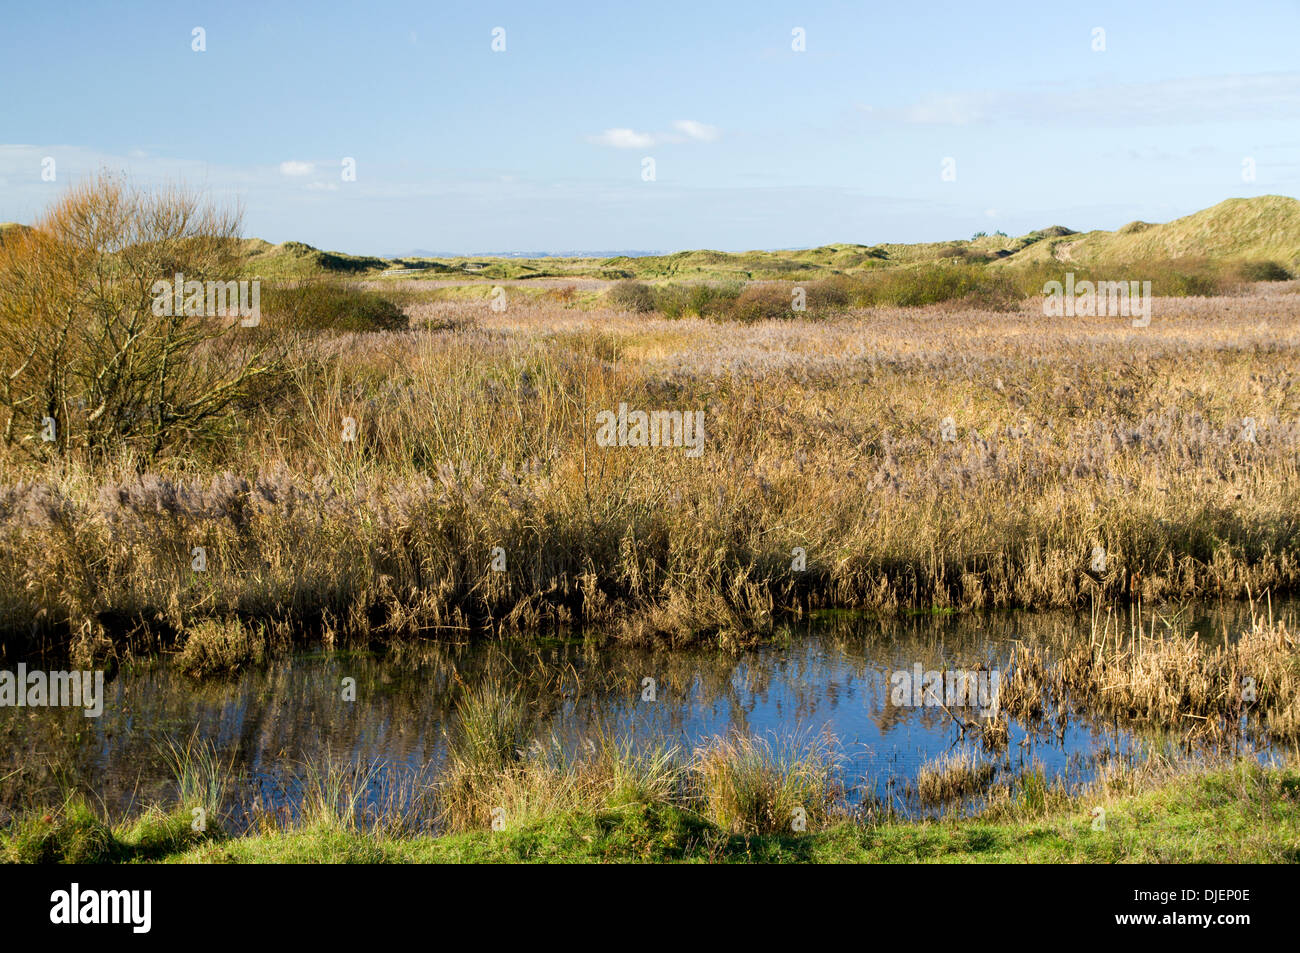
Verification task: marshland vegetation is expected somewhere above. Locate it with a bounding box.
[4,716,1296,863]
[2,179,1299,861]
[3,251,1299,665]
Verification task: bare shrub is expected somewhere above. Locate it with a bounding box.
[0,172,276,461]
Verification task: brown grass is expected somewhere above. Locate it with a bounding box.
[914,749,998,806]
[2,288,1300,663]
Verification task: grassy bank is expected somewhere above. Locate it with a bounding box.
[5,760,1296,864]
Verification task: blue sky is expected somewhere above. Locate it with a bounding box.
[2,0,1298,254]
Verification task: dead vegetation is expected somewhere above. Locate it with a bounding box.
[2,257,1300,665]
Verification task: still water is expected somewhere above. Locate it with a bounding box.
[1,600,1288,829]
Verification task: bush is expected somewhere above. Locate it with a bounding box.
[543,284,578,306]
[643,271,1023,323]
[952,271,1022,311]
[606,280,656,313]
[1231,260,1292,282]
[729,283,799,323]
[806,276,854,310]
[860,264,992,307]
[1009,257,1282,300]
[651,284,691,319]
[0,173,275,461]
[262,279,408,333]
[688,282,741,317]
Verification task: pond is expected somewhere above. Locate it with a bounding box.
[1,599,1289,830]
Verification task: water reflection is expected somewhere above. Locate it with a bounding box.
[0,599,1289,829]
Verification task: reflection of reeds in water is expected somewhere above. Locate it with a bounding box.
[1001,605,1300,742]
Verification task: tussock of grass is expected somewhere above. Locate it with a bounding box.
[915,749,998,807]
[2,796,114,863]
[159,733,232,827]
[692,731,843,834]
[439,678,531,829]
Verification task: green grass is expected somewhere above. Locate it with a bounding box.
[1000,195,1300,270]
[217,196,1300,284]
[8,763,1295,864]
[239,238,389,278]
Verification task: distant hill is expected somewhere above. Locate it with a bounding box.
[240,199,1298,280]
[238,239,388,277]
[6,196,1295,280]
[393,249,666,259]
[998,196,1300,270]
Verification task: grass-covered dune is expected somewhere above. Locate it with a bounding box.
[1000,195,1300,271]
[225,196,1300,284]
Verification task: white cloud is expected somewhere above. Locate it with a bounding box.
[589,121,721,149]
[588,128,657,149]
[279,160,315,176]
[673,119,720,142]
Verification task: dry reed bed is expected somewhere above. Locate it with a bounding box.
[2,292,1299,662]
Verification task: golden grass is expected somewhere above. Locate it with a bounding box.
[2,290,1299,662]
[692,730,843,834]
[914,748,998,807]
